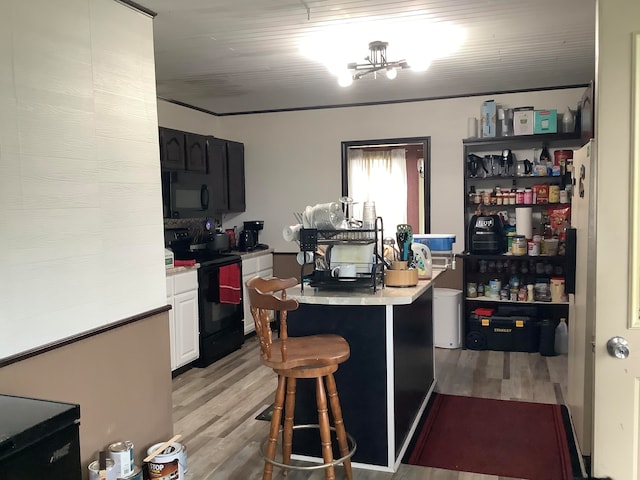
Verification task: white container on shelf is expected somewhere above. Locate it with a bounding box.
[433,288,463,349]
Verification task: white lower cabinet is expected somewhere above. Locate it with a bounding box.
[242,252,273,335]
[166,269,199,371]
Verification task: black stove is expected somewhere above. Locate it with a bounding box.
[165,227,244,368]
[165,228,240,267]
[174,249,241,267]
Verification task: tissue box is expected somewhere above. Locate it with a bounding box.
[513,107,534,135]
[534,109,558,134]
[481,100,497,138]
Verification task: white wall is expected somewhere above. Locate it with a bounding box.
[157,98,222,135]
[215,88,584,252]
[0,0,165,359]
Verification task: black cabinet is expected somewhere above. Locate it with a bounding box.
[0,395,81,479]
[185,133,208,173]
[205,137,246,213]
[160,128,208,173]
[159,127,186,170]
[160,127,246,215]
[461,133,584,352]
[206,137,229,211]
[226,140,246,212]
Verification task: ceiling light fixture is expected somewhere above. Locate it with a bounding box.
[339,41,409,86]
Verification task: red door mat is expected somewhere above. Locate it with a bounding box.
[406,393,573,480]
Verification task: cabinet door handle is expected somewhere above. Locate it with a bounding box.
[201,184,209,210]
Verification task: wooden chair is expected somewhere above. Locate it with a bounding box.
[246,276,355,480]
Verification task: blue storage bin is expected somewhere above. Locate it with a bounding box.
[413,234,456,252]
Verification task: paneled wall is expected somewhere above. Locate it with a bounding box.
[0,1,173,476]
[0,0,166,359]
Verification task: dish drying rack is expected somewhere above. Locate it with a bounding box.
[298,216,385,292]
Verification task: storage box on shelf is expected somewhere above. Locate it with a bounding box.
[461,132,584,353]
[299,217,384,292]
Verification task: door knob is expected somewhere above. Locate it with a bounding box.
[607,336,630,359]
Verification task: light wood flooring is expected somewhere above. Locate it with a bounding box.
[173,336,567,479]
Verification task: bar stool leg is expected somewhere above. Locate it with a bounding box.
[282,377,296,474]
[264,375,286,480]
[325,373,353,480]
[316,377,335,480]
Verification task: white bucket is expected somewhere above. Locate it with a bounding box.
[146,442,187,479]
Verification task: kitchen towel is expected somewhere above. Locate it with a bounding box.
[516,207,533,239]
[219,264,241,304]
[282,224,302,242]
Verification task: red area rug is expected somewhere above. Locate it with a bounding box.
[407,394,573,480]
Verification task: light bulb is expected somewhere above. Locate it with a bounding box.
[385,67,397,80]
[338,73,353,87]
[408,59,431,72]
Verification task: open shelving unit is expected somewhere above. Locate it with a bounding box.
[461,132,584,351]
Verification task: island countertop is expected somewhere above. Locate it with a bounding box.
[285,269,442,306]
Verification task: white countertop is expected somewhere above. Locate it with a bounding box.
[166,264,200,275]
[285,269,442,306]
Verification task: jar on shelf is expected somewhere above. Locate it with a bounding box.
[523,188,533,204]
[516,188,525,204]
[512,235,527,256]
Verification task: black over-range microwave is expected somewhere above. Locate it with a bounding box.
[162,170,213,218]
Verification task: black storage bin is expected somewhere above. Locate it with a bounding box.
[466,314,540,352]
[0,394,81,479]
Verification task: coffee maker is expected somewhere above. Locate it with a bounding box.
[238,220,265,251]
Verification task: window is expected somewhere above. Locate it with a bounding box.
[341,137,431,235]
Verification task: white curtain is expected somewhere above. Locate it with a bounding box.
[348,148,407,236]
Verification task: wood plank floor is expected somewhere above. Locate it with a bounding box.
[174,336,567,479]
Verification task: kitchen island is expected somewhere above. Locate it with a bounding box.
[284,274,439,472]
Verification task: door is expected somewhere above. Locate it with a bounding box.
[185,133,208,173]
[590,3,640,477]
[226,140,246,212]
[206,137,229,211]
[159,127,185,170]
[174,289,199,369]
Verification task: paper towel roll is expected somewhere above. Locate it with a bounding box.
[282,224,302,242]
[516,207,533,239]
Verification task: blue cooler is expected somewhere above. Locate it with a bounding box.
[413,234,456,252]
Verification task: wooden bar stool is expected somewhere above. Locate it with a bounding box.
[246,276,355,480]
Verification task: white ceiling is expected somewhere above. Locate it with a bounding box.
[136,0,596,115]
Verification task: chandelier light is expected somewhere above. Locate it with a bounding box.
[338,41,409,86]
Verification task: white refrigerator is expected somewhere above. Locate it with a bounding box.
[567,139,597,456]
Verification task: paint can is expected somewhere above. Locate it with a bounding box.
[89,458,117,480]
[108,441,134,477]
[118,465,143,480]
[146,442,186,479]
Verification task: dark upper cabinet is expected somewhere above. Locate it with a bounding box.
[205,137,245,213]
[159,126,246,215]
[206,137,229,211]
[185,133,208,173]
[159,127,185,170]
[226,140,246,213]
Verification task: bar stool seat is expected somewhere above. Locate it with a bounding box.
[246,276,355,480]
